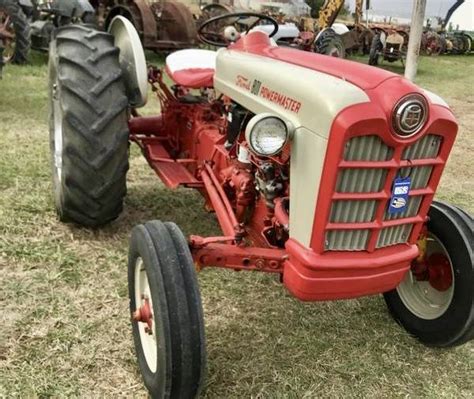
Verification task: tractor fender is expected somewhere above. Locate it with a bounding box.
[105,0,157,45]
[50,0,94,18]
[108,16,148,108]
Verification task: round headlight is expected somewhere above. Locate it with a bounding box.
[245,114,292,156]
[392,94,428,138]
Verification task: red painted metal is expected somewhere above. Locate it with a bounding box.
[230,31,395,90]
[200,167,243,239]
[128,116,163,136]
[427,253,453,291]
[129,44,458,302]
[220,162,256,222]
[274,198,289,228]
[283,239,416,300]
[192,241,286,273]
[133,297,153,333]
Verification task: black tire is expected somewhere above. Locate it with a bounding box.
[384,201,474,347]
[460,33,472,54]
[48,25,129,227]
[128,221,206,399]
[368,33,382,66]
[0,0,30,64]
[314,28,345,58]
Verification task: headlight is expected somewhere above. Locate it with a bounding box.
[245,114,292,156]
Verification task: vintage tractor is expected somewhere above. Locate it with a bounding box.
[368,27,407,66]
[48,11,473,398]
[91,0,199,52]
[28,0,95,51]
[0,0,30,70]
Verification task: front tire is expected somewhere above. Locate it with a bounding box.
[48,25,129,227]
[368,33,382,65]
[128,221,206,398]
[384,201,474,347]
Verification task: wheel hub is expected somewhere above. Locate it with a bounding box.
[396,233,455,320]
[133,296,153,334]
[427,253,453,292]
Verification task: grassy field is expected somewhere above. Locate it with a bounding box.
[0,51,473,398]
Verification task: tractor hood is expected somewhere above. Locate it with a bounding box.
[214,32,397,139]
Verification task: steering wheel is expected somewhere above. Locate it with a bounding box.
[198,12,279,47]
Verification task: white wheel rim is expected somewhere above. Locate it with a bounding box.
[397,233,454,320]
[134,257,158,372]
[52,81,63,184]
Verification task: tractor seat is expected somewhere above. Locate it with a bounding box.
[165,49,216,89]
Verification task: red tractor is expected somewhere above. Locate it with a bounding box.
[48,12,473,398]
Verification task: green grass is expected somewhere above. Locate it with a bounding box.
[0,51,473,398]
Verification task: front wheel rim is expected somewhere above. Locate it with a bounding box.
[134,257,158,373]
[397,233,455,320]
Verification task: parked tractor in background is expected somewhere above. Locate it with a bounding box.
[421,0,472,56]
[48,10,473,398]
[369,27,407,66]
[28,0,95,51]
[0,0,30,73]
[91,0,198,52]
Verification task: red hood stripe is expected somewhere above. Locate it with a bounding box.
[230,31,397,91]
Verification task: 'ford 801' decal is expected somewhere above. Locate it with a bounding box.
[235,75,302,114]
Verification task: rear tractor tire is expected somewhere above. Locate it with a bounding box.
[48,25,129,227]
[128,221,206,398]
[0,0,30,64]
[314,28,345,58]
[384,201,473,347]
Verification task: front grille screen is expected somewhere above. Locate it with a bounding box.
[326,134,441,251]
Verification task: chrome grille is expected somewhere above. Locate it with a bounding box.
[326,230,370,251]
[326,134,439,252]
[376,224,413,248]
[399,166,433,189]
[344,135,394,161]
[402,135,442,159]
[330,200,377,223]
[336,169,387,193]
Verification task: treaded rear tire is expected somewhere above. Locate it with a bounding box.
[49,25,129,227]
[0,0,30,64]
[314,28,345,58]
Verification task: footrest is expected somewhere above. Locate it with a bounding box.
[145,143,199,188]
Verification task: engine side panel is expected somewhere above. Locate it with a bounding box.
[214,47,370,246]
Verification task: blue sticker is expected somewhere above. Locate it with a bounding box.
[388,176,411,214]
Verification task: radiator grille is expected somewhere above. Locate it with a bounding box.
[377,224,413,248]
[330,200,377,223]
[402,134,442,159]
[326,230,370,251]
[344,135,393,161]
[400,166,433,189]
[325,134,442,252]
[336,169,388,193]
